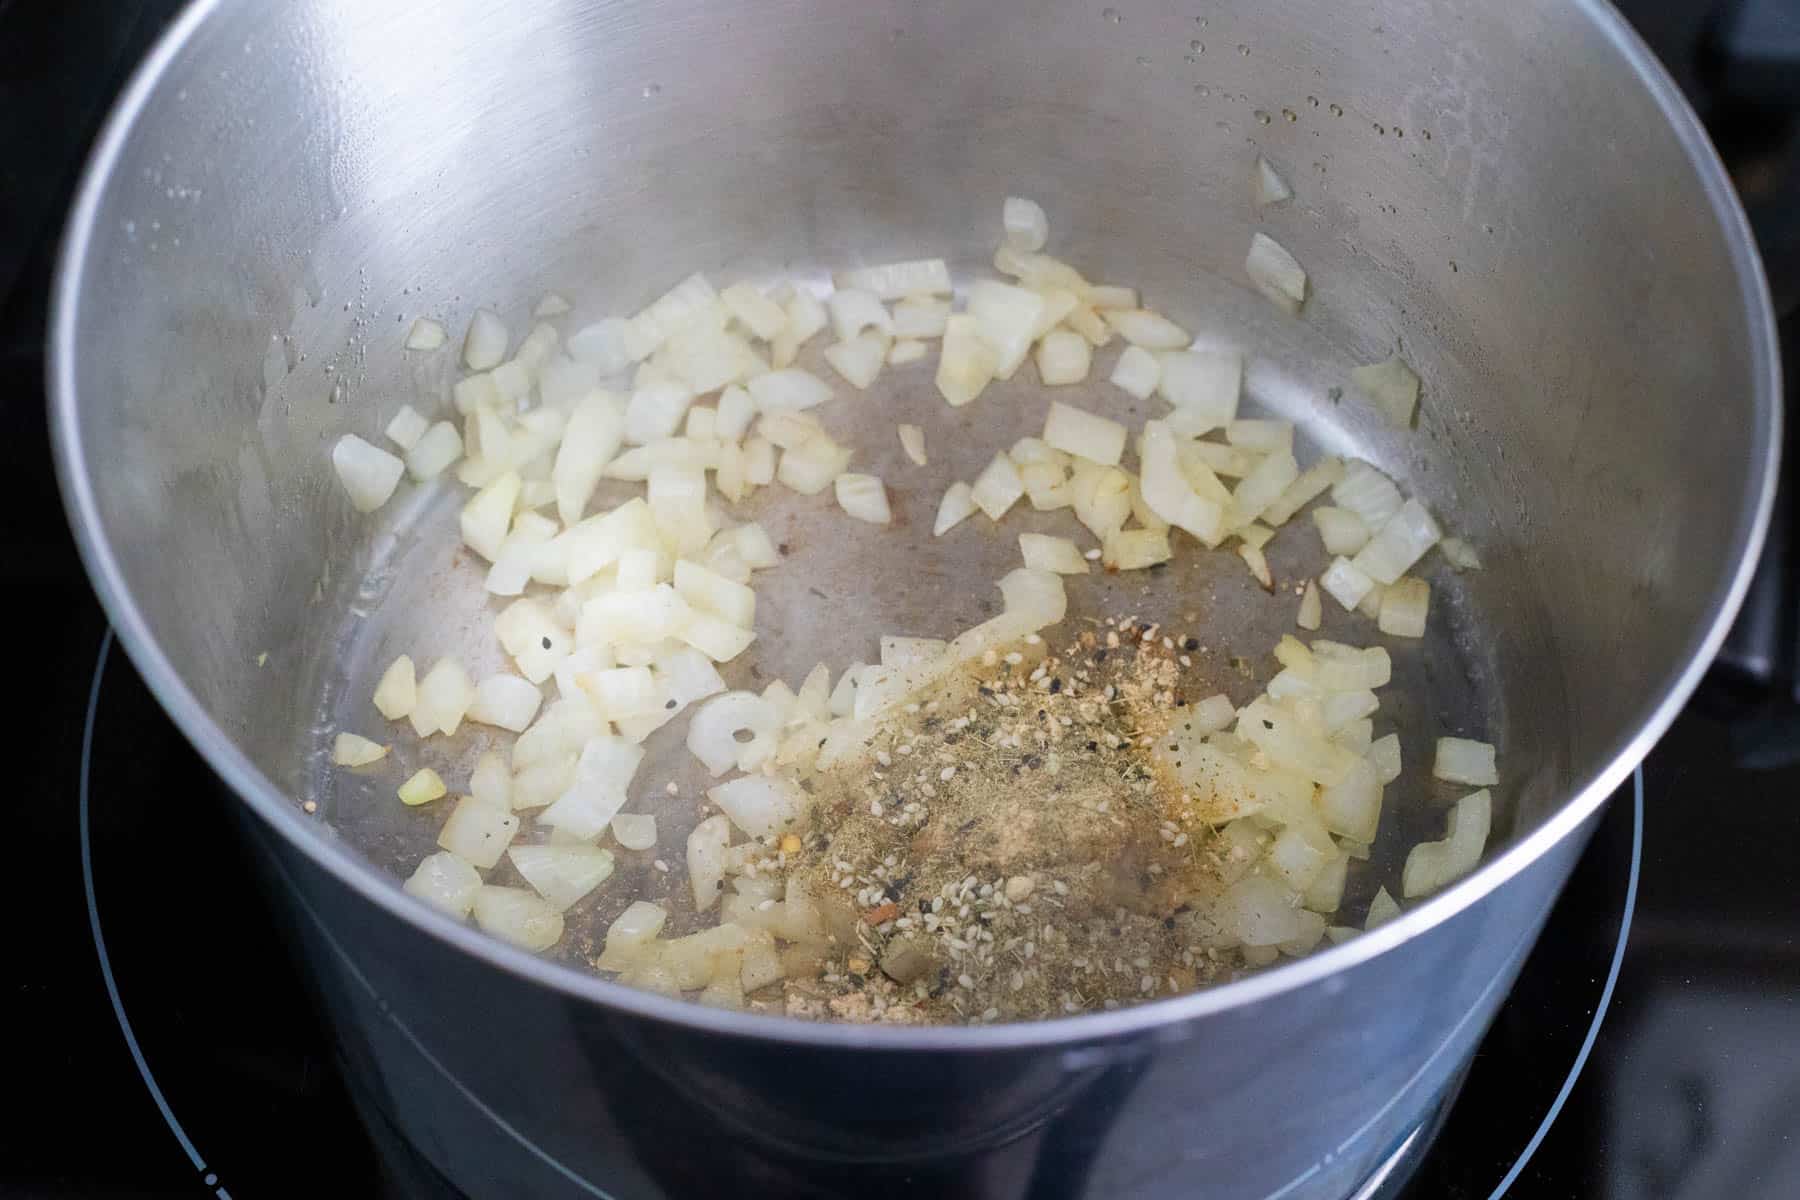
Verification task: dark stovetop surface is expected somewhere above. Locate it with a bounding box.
[8,2,1800,1197]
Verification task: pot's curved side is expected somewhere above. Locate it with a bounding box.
[244,801,1593,1198]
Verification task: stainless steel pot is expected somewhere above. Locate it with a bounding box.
[51,0,1779,1196]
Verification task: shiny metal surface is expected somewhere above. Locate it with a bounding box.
[51,0,1777,1195]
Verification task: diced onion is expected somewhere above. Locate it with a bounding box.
[567,317,636,374]
[405,318,447,351]
[331,733,388,766]
[1109,344,1162,399]
[934,481,977,536]
[823,331,890,390]
[1087,284,1137,310]
[333,435,406,513]
[1377,576,1430,638]
[1002,196,1050,252]
[1369,733,1402,784]
[936,314,999,407]
[775,436,852,496]
[1254,157,1293,206]
[970,452,1025,521]
[1042,401,1125,466]
[1439,536,1483,571]
[385,405,430,451]
[687,691,782,776]
[674,559,756,626]
[404,421,464,482]
[623,380,696,446]
[892,297,951,338]
[1313,506,1372,556]
[1365,886,1401,930]
[1316,756,1381,841]
[1231,450,1301,526]
[611,813,658,851]
[1158,350,1242,430]
[1188,694,1237,735]
[998,567,1068,625]
[1019,533,1089,575]
[1218,874,1325,947]
[686,814,732,911]
[540,736,644,839]
[1297,580,1323,630]
[720,282,789,341]
[1103,527,1173,570]
[404,852,482,917]
[459,471,521,562]
[1237,543,1273,589]
[1320,557,1375,612]
[1351,498,1442,585]
[463,309,510,370]
[1261,456,1346,526]
[437,795,518,867]
[1103,309,1190,349]
[967,280,1046,379]
[468,750,512,810]
[535,292,571,317]
[408,658,473,738]
[1351,355,1421,429]
[832,259,952,301]
[888,339,928,366]
[826,288,892,342]
[1035,330,1092,385]
[373,655,417,720]
[468,674,543,732]
[748,368,833,412]
[1402,789,1492,897]
[835,473,892,525]
[1331,459,1404,530]
[597,900,668,969]
[509,842,616,911]
[898,424,928,465]
[472,884,564,951]
[1227,419,1295,454]
[708,774,808,839]
[1433,737,1498,786]
[1245,232,1308,314]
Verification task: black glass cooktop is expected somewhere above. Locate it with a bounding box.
[9,1,1800,1196]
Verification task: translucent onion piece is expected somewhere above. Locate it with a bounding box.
[1351,355,1421,429]
[687,814,732,910]
[372,655,417,720]
[437,795,518,867]
[404,421,464,482]
[708,774,808,839]
[467,674,543,732]
[385,405,430,451]
[472,885,563,951]
[898,424,928,466]
[1103,309,1190,350]
[404,852,482,917]
[1158,350,1242,431]
[1245,232,1308,314]
[1002,196,1050,252]
[331,733,387,767]
[1035,330,1092,385]
[1042,401,1125,466]
[826,288,892,342]
[1254,156,1293,206]
[404,318,447,351]
[463,309,510,370]
[1351,498,1442,585]
[748,368,833,412]
[936,314,998,407]
[832,259,952,300]
[1377,576,1430,638]
[835,473,892,525]
[970,452,1026,521]
[1019,532,1089,575]
[1320,556,1376,612]
[413,657,476,737]
[509,843,616,911]
[332,435,405,513]
[934,481,977,536]
[687,691,782,776]
[597,900,668,970]
[611,813,658,851]
[1432,737,1498,786]
[1297,580,1323,630]
[1402,789,1492,898]
[1109,344,1162,399]
[1331,460,1404,530]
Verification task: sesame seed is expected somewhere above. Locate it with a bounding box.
[652,859,670,872]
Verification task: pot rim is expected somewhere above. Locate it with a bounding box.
[49,0,1781,1051]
